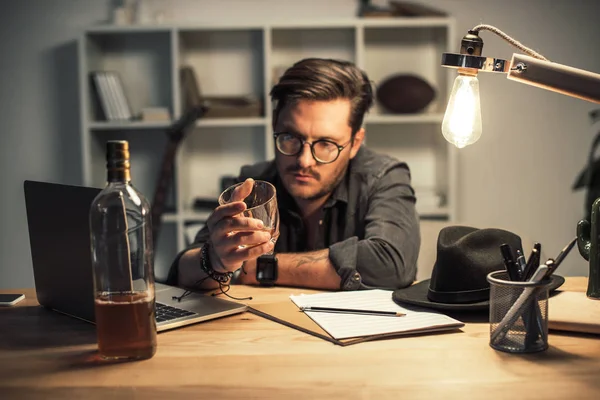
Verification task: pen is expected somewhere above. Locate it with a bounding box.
[500,244,521,281]
[543,258,557,279]
[516,249,527,274]
[518,246,540,344]
[300,306,406,317]
[553,237,577,269]
[525,258,556,347]
[521,242,541,281]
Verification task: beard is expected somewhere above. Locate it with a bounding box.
[278,155,350,202]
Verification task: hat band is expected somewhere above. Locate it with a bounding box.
[427,286,489,304]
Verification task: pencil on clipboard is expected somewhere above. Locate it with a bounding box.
[300,306,406,317]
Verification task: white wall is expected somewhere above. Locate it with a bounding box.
[0,0,110,288]
[1,0,598,288]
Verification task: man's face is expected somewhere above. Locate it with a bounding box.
[273,99,364,202]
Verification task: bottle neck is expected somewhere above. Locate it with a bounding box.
[106,149,131,183]
[107,167,131,183]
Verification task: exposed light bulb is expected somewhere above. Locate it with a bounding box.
[442,74,482,148]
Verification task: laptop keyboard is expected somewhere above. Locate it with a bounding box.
[155,302,198,323]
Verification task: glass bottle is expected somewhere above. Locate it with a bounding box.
[89,140,157,360]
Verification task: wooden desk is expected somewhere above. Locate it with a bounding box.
[1,277,599,399]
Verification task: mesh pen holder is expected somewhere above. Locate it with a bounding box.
[487,271,552,353]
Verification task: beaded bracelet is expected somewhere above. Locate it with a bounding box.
[200,242,232,283]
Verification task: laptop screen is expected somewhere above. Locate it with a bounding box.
[23,180,101,323]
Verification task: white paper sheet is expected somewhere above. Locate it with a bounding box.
[290,289,463,340]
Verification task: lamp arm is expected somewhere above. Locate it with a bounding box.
[471,24,549,61]
[507,54,600,103]
[439,23,600,150]
[441,24,600,103]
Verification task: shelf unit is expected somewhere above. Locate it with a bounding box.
[79,17,456,281]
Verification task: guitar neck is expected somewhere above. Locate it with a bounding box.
[150,105,207,249]
[151,140,179,245]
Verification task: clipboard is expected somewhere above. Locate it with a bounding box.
[548,291,600,335]
[249,300,464,346]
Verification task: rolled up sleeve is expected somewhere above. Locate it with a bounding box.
[329,163,420,290]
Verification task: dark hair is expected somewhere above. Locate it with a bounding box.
[270,58,374,135]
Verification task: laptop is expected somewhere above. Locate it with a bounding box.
[23,180,247,332]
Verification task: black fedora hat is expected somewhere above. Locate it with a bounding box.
[392,226,565,311]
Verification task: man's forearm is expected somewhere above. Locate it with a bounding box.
[276,249,341,290]
[177,248,220,290]
[179,248,341,290]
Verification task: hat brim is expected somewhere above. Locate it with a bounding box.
[392,275,566,312]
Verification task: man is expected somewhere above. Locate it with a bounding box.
[167,58,420,291]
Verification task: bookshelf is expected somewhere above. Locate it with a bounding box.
[79,17,456,281]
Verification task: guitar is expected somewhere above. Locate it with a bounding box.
[151,105,208,249]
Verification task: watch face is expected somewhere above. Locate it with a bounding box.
[256,266,275,281]
[256,255,278,284]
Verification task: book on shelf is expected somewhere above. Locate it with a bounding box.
[140,107,171,122]
[89,71,133,121]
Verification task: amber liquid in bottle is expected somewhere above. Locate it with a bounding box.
[90,140,157,360]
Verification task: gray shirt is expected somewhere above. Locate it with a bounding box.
[166,146,420,290]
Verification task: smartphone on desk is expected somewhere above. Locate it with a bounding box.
[0,293,25,306]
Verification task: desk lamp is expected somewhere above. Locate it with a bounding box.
[439,24,600,299]
[440,24,600,149]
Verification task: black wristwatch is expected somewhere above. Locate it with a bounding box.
[256,254,278,286]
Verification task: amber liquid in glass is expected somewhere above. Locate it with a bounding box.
[94,292,157,360]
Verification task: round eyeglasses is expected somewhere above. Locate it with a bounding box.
[273,132,351,164]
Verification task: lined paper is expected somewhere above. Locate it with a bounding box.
[290,289,463,340]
